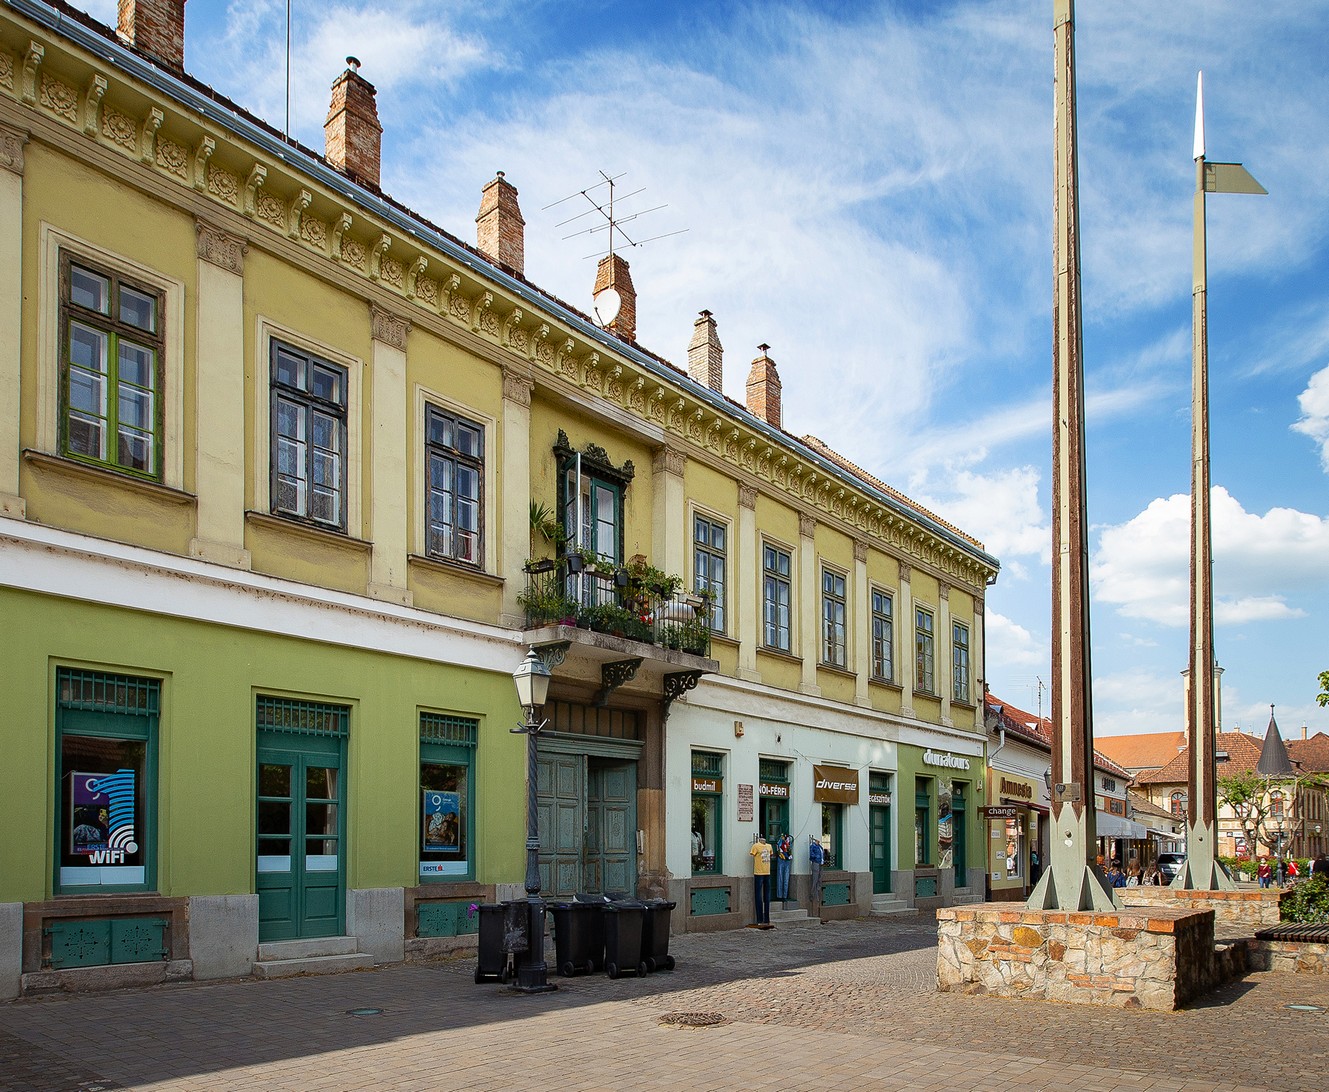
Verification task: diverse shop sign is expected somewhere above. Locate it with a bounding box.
[923,749,971,771]
[812,764,859,804]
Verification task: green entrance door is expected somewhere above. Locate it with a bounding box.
[870,805,893,893]
[257,731,345,942]
[538,750,637,897]
[587,758,636,894]
[538,751,585,896]
[952,784,967,886]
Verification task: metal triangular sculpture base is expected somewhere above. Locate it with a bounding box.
[1170,821,1236,891]
[1025,806,1115,911]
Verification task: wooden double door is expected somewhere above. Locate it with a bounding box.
[538,747,637,897]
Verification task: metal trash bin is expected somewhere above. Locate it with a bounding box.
[548,901,605,976]
[473,904,509,984]
[602,900,648,979]
[639,898,677,972]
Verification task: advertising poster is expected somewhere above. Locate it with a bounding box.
[423,790,460,852]
[69,771,112,855]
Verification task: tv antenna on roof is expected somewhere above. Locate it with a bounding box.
[543,172,688,324]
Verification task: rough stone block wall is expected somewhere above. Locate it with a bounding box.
[937,904,1218,1011]
[1117,886,1284,930]
[1249,939,1329,974]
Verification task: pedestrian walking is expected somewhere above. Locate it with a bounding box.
[749,833,773,928]
[1257,856,1272,888]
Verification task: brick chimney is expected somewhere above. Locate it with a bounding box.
[476,172,525,276]
[687,310,723,391]
[118,0,187,70]
[746,345,782,428]
[593,253,636,343]
[324,57,382,188]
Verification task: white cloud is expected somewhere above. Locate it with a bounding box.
[910,465,1048,565]
[1292,364,1329,471]
[1092,487,1329,626]
[983,609,1044,672]
[1091,669,1182,736]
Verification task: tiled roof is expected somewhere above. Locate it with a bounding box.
[984,694,1131,780]
[1127,791,1179,823]
[800,436,983,549]
[1094,731,1186,773]
[1289,731,1329,774]
[1135,730,1265,786]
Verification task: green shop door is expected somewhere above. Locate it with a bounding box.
[952,784,967,886]
[257,730,346,942]
[869,805,892,894]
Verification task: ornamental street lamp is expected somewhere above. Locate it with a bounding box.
[511,648,556,993]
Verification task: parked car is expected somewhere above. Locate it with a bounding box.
[1157,852,1185,881]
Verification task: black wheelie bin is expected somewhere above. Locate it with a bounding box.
[473,903,509,983]
[639,898,677,971]
[601,899,648,978]
[548,900,605,976]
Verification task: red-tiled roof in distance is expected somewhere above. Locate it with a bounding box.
[984,694,1131,781]
[1127,791,1179,823]
[1135,730,1265,785]
[1289,731,1329,774]
[1094,731,1186,774]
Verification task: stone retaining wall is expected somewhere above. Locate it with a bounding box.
[937,904,1222,1011]
[1116,886,1284,930]
[1249,938,1329,974]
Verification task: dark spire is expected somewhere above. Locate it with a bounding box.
[1256,705,1294,778]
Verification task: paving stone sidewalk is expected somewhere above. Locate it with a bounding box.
[2,915,1326,1091]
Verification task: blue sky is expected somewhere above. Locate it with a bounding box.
[83,1,1329,737]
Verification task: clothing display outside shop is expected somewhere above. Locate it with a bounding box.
[750,836,773,927]
[774,833,793,900]
[809,836,826,915]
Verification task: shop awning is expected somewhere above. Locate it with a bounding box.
[1095,811,1147,839]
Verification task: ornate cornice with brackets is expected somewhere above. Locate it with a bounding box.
[0,18,996,595]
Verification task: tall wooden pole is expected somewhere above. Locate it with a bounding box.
[1028,0,1114,912]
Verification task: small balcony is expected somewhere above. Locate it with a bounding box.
[519,554,714,659]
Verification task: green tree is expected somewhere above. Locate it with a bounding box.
[1317,669,1329,707]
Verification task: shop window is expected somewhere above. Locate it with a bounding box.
[694,515,728,634]
[914,777,932,865]
[419,713,478,881]
[54,668,159,893]
[821,803,844,869]
[691,751,724,876]
[821,567,847,667]
[1004,815,1024,879]
[758,758,791,840]
[762,543,792,652]
[871,589,894,682]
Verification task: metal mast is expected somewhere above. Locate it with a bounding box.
[1028,0,1114,912]
[1175,73,1265,890]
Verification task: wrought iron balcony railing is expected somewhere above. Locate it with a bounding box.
[520,556,712,658]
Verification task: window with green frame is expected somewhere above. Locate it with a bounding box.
[419,713,478,881]
[54,668,160,893]
[60,255,164,479]
[914,777,932,865]
[820,803,844,869]
[691,751,724,876]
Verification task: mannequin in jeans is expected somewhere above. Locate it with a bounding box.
[809,836,826,918]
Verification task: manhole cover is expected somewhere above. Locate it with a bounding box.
[346,1008,384,1016]
[1285,1004,1325,1013]
[659,1011,728,1028]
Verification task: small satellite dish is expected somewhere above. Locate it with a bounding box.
[593,286,622,326]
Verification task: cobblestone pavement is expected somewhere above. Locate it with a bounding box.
[2,915,1327,1091]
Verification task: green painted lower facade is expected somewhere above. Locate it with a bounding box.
[0,586,527,910]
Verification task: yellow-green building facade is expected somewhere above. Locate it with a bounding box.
[0,0,998,995]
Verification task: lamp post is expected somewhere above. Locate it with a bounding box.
[511,648,556,993]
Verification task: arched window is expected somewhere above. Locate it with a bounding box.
[1270,790,1284,819]
[1170,791,1187,818]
